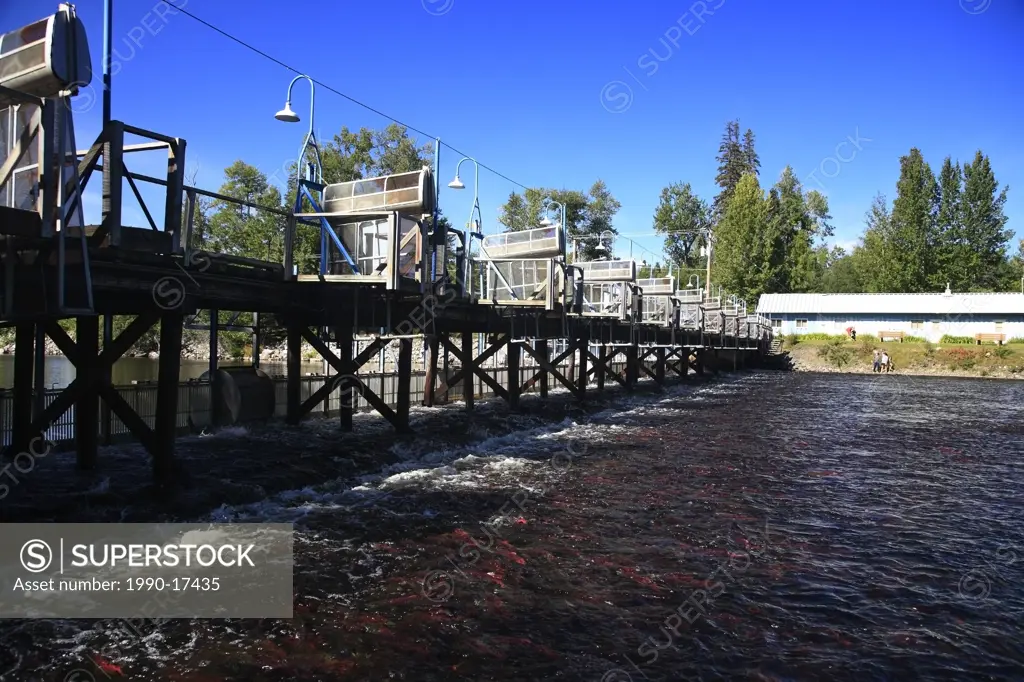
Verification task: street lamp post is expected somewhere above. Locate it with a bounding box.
[448,157,482,294]
[540,198,566,258]
[275,74,323,185]
[699,228,713,303]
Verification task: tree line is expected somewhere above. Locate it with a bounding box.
[833,150,1017,293]
[653,120,1019,301]
[496,182,622,263]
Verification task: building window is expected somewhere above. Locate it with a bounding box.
[911,320,923,331]
[995,321,1005,332]
[771,319,782,329]
[795,319,808,330]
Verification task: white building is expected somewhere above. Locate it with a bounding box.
[756,289,1024,342]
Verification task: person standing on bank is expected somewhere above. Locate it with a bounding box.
[872,350,881,373]
[881,351,891,373]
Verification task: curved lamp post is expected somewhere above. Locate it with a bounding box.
[275,74,322,185]
[539,197,566,258]
[593,230,616,259]
[448,157,483,293]
[697,228,714,303]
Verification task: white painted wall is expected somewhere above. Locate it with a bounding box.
[768,315,1024,342]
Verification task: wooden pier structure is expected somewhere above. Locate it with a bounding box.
[0,5,772,485]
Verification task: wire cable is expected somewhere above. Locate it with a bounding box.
[172,4,531,190]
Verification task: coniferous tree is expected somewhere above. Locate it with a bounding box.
[887,148,937,292]
[714,121,745,218]
[497,192,529,232]
[961,150,1012,291]
[930,157,964,289]
[714,174,772,300]
[856,193,894,292]
[741,129,761,179]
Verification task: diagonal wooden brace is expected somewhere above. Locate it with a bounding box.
[583,348,627,388]
[439,334,509,402]
[520,340,581,398]
[295,329,406,430]
[5,314,161,459]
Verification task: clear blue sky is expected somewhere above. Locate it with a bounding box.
[6,0,1023,264]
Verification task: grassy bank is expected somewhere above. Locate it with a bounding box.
[780,334,1024,379]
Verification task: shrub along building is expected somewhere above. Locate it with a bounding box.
[756,288,1024,343]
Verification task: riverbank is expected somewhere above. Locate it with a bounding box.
[783,338,1024,379]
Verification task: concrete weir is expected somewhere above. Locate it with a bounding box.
[0,6,773,488]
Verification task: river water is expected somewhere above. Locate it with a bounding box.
[1,371,1022,681]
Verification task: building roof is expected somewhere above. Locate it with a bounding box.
[755,292,1024,316]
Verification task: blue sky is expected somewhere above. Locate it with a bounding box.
[6,0,1023,264]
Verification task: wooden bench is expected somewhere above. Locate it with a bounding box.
[879,331,905,342]
[975,333,1005,345]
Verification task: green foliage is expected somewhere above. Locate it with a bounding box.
[816,339,853,368]
[713,174,773,300]
[960,151,1013,291]
[653,182,711,270]
[884,148,935,292]
[902,335,928,343]
[940,335,975,344]
[1008,337,1024,344]
[713,120,760,218]
[993,346,1013,358]
[498,181,621,262]
[841,150,1012,295]
[939,346,979,371]
[784,333,801,345]
[924,342,937,356]
[819,248,865,293]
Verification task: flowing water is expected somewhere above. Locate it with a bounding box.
[1,371,1022,681]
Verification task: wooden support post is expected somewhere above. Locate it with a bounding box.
[596,344,607,391]
[423,334,439,407]
[462,332,474,411]
[337,325,354,432]
[712,348,720,374]
[577,333,588,400]
[11,323,35,456]
[656,347,666,385]
[537,339,549,398]
[33,325,45,419]
[252,312,261,370]
[153,313,183,482]
[696,349,705,376]
[101,316,114,444]
[567,340,576,385]
[626,341,638,390]
[209,309,221,427]
[681,348,689,376]
[286,323,302,425]
[508,340,520,409]
[75,316,99,470]
[733,349,739,371]
[396,337,413,432]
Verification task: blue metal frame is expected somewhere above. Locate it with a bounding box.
[294,180,360,276]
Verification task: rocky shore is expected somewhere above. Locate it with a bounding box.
[783,340,1024,380]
